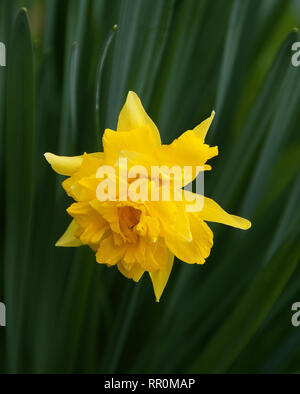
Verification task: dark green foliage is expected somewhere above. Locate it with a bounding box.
[0,0,300,373]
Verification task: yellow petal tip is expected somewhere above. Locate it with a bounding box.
[243,219,252,230]
[233,216,252,230]
[44,152,51,161]
[43,152,83,176]
[55,220,83,247]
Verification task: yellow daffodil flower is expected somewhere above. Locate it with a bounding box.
[45,91,251,301]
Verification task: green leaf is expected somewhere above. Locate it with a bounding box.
[4,7,35,372]
[102,0,175,131]
[190,235,300,373]
[95,24,117,147]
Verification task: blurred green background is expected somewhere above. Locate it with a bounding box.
[1,0,300,374]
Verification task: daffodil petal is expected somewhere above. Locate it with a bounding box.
[117,262,145,282]
[55,220,82,247]
[165,214,213,264]
[44,152,83,176]
[67,202,108,245]
[149,251,174,302]
[200,196,251,230]
[103,126,159,164]
[193,110,215,141]
[147,200,192,242]
[153,111,217,176]
[117,91,161,145]
[44,152,104,176]
[96,235,127,265]
[156,130,218,172]
[62,153,105,199]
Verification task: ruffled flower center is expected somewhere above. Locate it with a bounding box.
[118,205,141,243]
